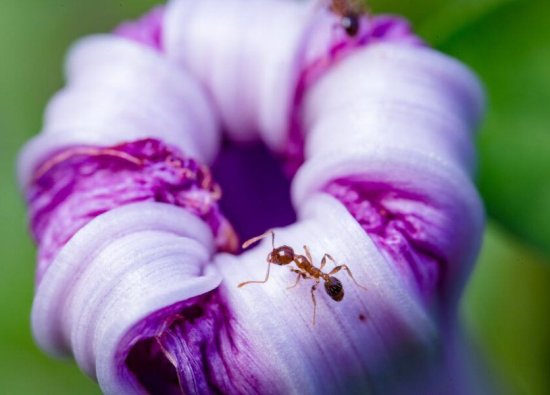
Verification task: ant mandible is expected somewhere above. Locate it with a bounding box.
[329,0,366,37]
[237,230,367,325]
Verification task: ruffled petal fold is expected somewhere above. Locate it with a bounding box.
[32,202,220,394]
[214,195,439,394]
[293,43,485,306]
[164,0,311,148]
[18,35,219,189]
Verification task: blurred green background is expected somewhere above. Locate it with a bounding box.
[0,0,548,394]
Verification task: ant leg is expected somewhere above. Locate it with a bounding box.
[311,282,320,325]
[287,269,309,289]
[242,229,275,250]
[303,245,314,264]
[320,253,336,271]
[238,261,272,288]
[287,271,302,290]
[288,273,301,290]
[328,264,367,291]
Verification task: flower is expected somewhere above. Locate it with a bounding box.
[18,0,485,394]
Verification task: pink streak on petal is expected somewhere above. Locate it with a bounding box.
[294,152,484,312]
[326,181,444,300]
[163,1,424,175]
[29,139,236,284]
[286,13,424,174]
[122,290,272,394]
[114,6,165,51]
[17,36,220,189]
[212,195,439,394]
[31,202,217,358]
[294,42,485,307]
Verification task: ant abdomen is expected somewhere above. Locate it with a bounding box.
[268,245,294,265]
[324,276,344,301]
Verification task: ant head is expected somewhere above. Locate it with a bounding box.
[341,13,360,37]
[268,245,294,265]
[324,276,344,301]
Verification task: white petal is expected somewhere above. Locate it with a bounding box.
[292,43,485,303]
[164,0,322,150]
[216,194,437,394]
[18,35,219,189]
[31,202,219,393]
[303,43,485,134]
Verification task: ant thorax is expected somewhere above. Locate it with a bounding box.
[293,255,309,271]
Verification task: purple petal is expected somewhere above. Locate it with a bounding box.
[115,196,440,394]
[293,43,485,306]
[164,0,309,149]
[31,202,220,391]
[28,139,235,283]
[114,6,165,51]
[19,0,488,393]
[18,35,220,189]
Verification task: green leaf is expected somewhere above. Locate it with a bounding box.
[373,0,550,257]
[436,0,550,257]
[369,0,444,26]
[371,2,550,394]
[369,0,517,45]
[462,223,550,395]
[0,1,158,393]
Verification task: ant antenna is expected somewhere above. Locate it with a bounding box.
[237,260,272,288]
[242,229,275,250]
[238,230,276,288]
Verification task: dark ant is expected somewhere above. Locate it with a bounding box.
[238,230,367,324]
[329,0,365,37]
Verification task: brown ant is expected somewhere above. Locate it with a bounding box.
[329,0,366,37]
[238,230,367,324]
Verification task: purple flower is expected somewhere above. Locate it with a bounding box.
[18,0,485,394]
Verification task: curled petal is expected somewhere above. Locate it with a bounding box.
[123,195,440,394]
[18,35,219,188]
[163,0,420,154]
[27,138,234,282]
[32,202,219,393]
[114,6,165,50]
[164,0,310,147]
[293,43,485,305]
